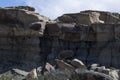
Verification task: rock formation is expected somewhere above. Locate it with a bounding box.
[0,6,120,80]
[45,10,120,69]
[0,6,55,72]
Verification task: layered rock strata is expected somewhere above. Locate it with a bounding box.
[0,6,120,70]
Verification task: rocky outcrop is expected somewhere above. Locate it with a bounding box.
[71,59,86,69]
[57,10,120,24]
[6,6,35,11]
[1,59,118,80]
[0,6,54,68]
[43,10,120,69]
[1,6,120,76]
[56,11,104,25]
[43,23,120,68]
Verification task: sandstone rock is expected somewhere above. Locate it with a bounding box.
[1,6,120,73]
[71,59,86,69]
[75,69,113,80]
[95,66,106,72]
[45,23,77,38]
[88,12,104,23]
[12,68,28,76]
[57,10,120,26]
[58,50,74,60]
[0,7,53,28]
[6,6,35,11]
[102,69,111,75]
[45,63,55,72]
[57,11,104,25]
[0,6,47,65]
[92,23,114,41]
[81,10,120,24]
[37,67,42,73]
[29,22,46,35]
[98,48,112,67]
[41,69,73,80]
[0,24,43,37]
[26,69,38,80]
[90,66,119,80]
[45,23,61,36]
[109,70,119,80]
[74,24,90,41]
[56,59,75,71]
[55,14,74,23]
[101,69,119,80]
[39,68,116,80]
[57,13,92,25]
[115,24,120,40]
[59,23,82,41]
[118,71,120,80]
[90,63,99,69]
[45,22,89,41]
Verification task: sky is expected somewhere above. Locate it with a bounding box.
[0,0,120,19]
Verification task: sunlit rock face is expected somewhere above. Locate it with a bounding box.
[0,6,120,70]
[0,6,53,66]
[45,10,120,68]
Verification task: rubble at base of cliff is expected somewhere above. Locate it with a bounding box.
[0,58,120,80]
[0,6,120,80]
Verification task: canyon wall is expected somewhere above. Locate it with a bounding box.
[0,6,120,69]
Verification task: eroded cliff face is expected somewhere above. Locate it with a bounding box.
[0,6,54,71]
[0,6,120,71]
[44,10,120,68]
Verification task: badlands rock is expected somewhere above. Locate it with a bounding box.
[71,59,86,69]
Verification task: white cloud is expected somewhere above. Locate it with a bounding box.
[26,0,120,19]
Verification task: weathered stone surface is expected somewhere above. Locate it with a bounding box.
[44,23,61,36]
[75,69,113,80]
[89,64,120,80]
[92,24,114,41]
[29,22,46,35]
[1,6,120,74]
[115,24,120,40]
[58,50,74,60]
[109,70,119,80]
[71,59,86,69]
[102,69,111,75]
[0,6,47,65]
[57,12,104,25]
[0,24,43,37]
[90,66,119,80]
[0,7,54,27]
[12,68,28,76]
[56,59,75,71]
[45,62,55,72]
[41,69,73,80]
[26,69,38,79]
[81,10,120,24]
[6,6,35,11]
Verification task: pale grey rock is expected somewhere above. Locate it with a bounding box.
[56,59,75,71]
[45,62,55,72]
[71,59,86,69]
[12,68,28,76]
